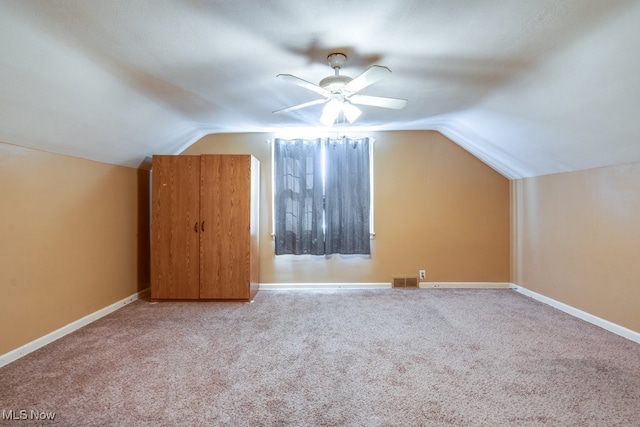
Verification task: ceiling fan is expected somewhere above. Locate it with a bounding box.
[273,53,408,126]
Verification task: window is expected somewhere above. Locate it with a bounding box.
[273,137,372,255]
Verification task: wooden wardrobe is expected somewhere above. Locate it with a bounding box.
[150,154,259,301]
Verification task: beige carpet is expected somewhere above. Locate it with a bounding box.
[1,288,639,426]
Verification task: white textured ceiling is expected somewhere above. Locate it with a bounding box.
[1,0,639,178]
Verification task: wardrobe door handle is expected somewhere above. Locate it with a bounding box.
[201,221,205,232]
[194,222,198,232]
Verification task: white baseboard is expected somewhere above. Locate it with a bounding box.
[259,282,513,290]
[511,284,640,344]
[0,287,150,368]
[419,282,513,289]
[259,282,391,290]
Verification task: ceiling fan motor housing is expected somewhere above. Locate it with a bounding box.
[319,75,353,92]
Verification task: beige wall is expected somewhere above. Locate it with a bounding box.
[184,130,511,284]
[512,162,640,332]
[0,142,149,355]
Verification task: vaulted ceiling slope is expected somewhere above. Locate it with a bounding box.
[1,1,639,178]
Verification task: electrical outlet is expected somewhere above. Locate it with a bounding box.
[419,270,426,280]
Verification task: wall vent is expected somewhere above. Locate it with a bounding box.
[393,277,419,288]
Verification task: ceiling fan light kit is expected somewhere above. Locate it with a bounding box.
[274,53,407,126]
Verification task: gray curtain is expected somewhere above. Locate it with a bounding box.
[324,137,371,255]
[274,138,324,255]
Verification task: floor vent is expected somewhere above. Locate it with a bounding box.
[393,277,419,288]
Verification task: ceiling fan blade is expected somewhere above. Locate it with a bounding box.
[277,74,330,97]
[344,65,391,94]
[349,94,408,109]
[273,98,328,114]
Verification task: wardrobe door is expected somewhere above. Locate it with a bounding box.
[151,155,201,299]
[199,155,252,300]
